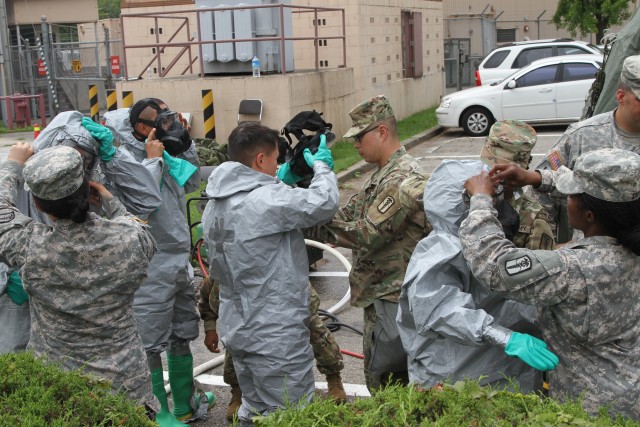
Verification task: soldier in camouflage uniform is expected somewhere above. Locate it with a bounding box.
[534,54,640,243]
[462,148,640,420]
[308,95,430,392]
[199,278,346,420]
[480,120,555,251]
[0,145,159,415]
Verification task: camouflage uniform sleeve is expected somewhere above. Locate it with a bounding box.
[460,193,577,307]
[198,276,219,332]
[318,175,417,251]
[305,191,358,242]
[0,161,38,268]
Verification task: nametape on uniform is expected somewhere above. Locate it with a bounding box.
[518,225,531,234]
[377,196,395,213]
[505,255,532,275]
[0,211,15,223]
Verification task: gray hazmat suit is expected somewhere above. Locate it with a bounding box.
[202,160,339,422]
[397,160,540,392]
[104,108,201,352]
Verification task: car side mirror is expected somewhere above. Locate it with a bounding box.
[507,80,517,89]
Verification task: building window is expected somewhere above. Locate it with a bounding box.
[401,10,423,78]
[497,28,517,43]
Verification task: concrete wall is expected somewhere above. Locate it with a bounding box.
[443,1,638,47]
[116,0,445,143]
[117,68,355,143]
[7,0,98,25]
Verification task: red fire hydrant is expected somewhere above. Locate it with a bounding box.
[13,95,29,128]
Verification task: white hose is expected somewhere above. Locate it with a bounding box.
[167,240,352,393]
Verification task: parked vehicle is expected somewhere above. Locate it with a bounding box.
[476,39,601,86]
[437,54,603,136]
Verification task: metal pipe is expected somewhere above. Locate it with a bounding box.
[536,10,547,39]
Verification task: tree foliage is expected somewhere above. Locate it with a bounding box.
[551,0,632,44]
[98,0,121,19]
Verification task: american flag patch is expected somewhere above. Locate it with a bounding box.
[547,150,564,171]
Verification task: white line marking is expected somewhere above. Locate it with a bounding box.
[309,272,350,277]
[194,374,372,397]
[417,153,545,159]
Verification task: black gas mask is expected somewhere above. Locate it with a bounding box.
[131,99,192,156]
[148,110,191,156]
[279,110,335,186]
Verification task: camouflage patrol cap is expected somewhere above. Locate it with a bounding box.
[555,148,640,202]
[343,95,395,138]
[23,146,84,201]
[480,120,537,169]
[620,55,640,99]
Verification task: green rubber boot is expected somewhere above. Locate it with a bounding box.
[167,353,216,422]
[150,367,187,427]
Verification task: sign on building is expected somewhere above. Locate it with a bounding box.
[110,56,121,75]
[72,60,82,73]
[37,60,46,76]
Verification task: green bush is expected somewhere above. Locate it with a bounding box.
[253,381,640,427]
[0,352,156,427]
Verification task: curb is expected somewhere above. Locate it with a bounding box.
[336,125,444,183]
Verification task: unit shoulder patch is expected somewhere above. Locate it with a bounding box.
[505,255,532,276]
[377,196,395,214]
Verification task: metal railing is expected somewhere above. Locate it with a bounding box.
[119,4,346,80]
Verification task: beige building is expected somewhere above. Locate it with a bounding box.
[116,0,445,142]
[442,1,638,86]
[6,0,97,26]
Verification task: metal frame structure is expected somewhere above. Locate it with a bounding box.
[119,4,346,79]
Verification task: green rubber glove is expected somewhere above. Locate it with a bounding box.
[276,162,303,185]
[303,134,334,170]
[505,332,559,371]
[162,151,198,187]
[81,117,116,162]
[6,271,28,306]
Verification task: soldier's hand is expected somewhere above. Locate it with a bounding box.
[88,181,113,207]
[490,163,541,188]
[8,142,34,165]
[204,330,220,353]
[177,112,191,133]
[464,172,494,196]
[145,128,165,158]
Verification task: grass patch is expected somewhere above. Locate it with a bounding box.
[0,121,34,134]
[0,352,155,426]
[252,381,639,427]
[330,105,438,173]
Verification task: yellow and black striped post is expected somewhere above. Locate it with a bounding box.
[106,89,117,111]
[89,84,99,122]
[122,91,134,108]
[201,89,215,139]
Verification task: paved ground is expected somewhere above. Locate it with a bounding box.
[0,123,567,426]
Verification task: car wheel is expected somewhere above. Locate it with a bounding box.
[461,107,494,136]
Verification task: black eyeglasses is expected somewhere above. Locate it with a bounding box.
[353,125,381,143]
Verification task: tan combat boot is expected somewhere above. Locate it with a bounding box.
[326,373,347,404]
[225,384,242,421]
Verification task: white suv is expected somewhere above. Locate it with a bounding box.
[476,39,601,86]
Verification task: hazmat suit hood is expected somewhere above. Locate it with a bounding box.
[206,161,276,200]
[103,108,142,148]
[33,111,99,156]
[423,159,486,234]
[397,159,540,392]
